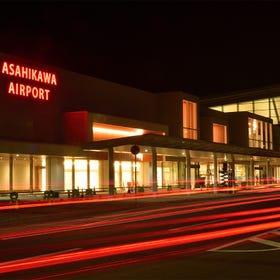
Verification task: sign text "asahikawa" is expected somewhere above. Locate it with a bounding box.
[1,61,58,101]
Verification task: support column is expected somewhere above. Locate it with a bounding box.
[213,153,218,192]
[9,155,13,192]
[230,154,235,184]
[108,147,115,195]
[185,150,191,189]
[47,156,52,190]
[87,159,90,189]
[266,159,270,184]
[72,158,75,190]
[151,147,157,192]
[250,157,254,187]
[230,154,235,192]
[30,156,34,192]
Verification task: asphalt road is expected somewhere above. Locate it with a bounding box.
[1,188,280,280]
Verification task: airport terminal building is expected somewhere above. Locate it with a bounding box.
[1,52,280,195]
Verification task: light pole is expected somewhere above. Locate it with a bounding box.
[130,145,140,193]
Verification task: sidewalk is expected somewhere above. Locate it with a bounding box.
[0,187,236,204]
[1,184,279,209]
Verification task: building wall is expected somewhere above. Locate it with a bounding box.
[0,52,160,145]
[227,112,249,147]
[157,91,199,138]
[58,69,159,123]
[200,106,229,142]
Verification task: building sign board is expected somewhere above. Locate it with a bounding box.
[1,61,58,102]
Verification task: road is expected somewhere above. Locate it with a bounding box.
[0,187,280,279]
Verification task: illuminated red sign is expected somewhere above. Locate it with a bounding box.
[1,61,58,102]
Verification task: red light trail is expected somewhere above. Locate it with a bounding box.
[2,193,280,240]
[0,219,279,274]
[1,188,280,276]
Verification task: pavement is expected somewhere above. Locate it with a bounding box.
[0,187,238,203]
[1,184,279,215]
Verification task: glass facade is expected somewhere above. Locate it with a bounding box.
[0,149,279,194]
[211,97,280,124]
[248,117,273,150]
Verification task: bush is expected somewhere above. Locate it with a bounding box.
[72,189,80,198]
[85,189,93,196]
[10,191,18,202]
[44,190,59,199]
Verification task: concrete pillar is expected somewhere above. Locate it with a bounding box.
[87,159,90,189]
[30,156,34,192]
[9,155,13,192]
[213,153,218,192]
[266,159,270,184]
[185,150,191,189]
[151,147,157,191]
[230,154,235,187]
[46,156,52,190]
[72,158,75,190]
[250,157,254,186]
[108,147,115,195]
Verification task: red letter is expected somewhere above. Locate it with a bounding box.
[43,72,51,84]
[37,71,43,82]
[45,89,50,100]
[32,69,37,81]
[14,65,21,77]
[26,85,31,97]
[19,84,25,96]
[2,62,8,74]
[8,82,15,94]
[39,88,44,99]
[9,63,14,75]
[32,87,38,98]
[51,74,57,86]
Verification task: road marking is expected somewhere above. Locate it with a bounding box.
[249,237,280,248]
[209,228,280,253]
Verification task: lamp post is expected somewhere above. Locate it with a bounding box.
[130,145,140,193]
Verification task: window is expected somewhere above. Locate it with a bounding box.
[254,99,269,118]
[248,117,272,150]
[239,101,253,112]
[182,100,197,139]
[223,104,237,113]
[213,123,227,144]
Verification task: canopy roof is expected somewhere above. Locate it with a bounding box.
[82,134,280,158]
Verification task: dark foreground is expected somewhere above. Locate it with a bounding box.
[1,188,280,279]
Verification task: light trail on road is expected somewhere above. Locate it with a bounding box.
[2,192,280,240]
[1,219,280,274]
[1,188,280,277]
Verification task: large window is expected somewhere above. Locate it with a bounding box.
[182,100,197,139]
[213,123,227,144]
[248,117,273,150]
[211,97,280,124]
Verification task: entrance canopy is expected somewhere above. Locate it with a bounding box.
[82,133,280,158]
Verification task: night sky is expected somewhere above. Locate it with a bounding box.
[1,1,280,98]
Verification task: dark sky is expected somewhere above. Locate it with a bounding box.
[1,1,280,98]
